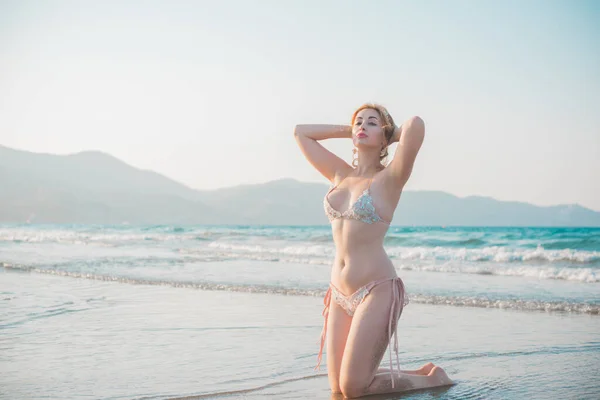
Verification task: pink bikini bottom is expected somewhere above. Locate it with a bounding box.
[315,277,409,388]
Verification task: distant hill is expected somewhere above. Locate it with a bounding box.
[0,145,232,224]
[1,145,599,226]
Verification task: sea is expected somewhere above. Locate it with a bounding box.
[1,224,599,399]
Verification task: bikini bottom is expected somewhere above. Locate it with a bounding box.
[315,277,409,388]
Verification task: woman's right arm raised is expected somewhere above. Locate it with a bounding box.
[293,124,352,183]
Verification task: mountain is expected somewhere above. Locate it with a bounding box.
[1,145,599,226]
[0,145,234,224]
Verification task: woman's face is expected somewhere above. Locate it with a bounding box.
[352,108,386,149]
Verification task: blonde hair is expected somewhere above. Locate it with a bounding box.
[351,103,396,166]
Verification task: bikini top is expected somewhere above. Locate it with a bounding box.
[323,176,390,225]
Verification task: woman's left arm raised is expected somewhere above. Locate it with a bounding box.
[386,116,425,186]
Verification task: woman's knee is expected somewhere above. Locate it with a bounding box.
[328,377,341,395]
[339,374,369,399]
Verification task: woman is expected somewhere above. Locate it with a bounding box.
[294,103,453,398]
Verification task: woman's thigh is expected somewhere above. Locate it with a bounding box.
[326,301,353,393]
[339,281,396,391]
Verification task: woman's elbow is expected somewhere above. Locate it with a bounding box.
[409,116,425,131]
[406,116,425,138]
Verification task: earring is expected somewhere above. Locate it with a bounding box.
[352,147,358,168]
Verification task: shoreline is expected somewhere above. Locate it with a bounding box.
[3,265,599,316]
[2,270,599,399]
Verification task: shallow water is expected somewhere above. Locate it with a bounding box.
[2,270,599,400]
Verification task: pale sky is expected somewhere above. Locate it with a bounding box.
[1,0,599,211]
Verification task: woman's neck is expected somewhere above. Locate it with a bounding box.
[354,163,384,177]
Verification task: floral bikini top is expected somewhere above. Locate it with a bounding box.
[323,176,391,225]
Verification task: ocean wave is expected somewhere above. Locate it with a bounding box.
[0,229,181,244]
[3,265,598,315]
[175,249,310,264]
[417,238,488,247]
[542,237,600,251]
[177,250,600,282]
[396,264,599,283]
[3,246,598,283]
[387,245,600,265]
[206,241,333,257]
[0,227,296,245]
[196,242,600,266]
[2,226,599,255]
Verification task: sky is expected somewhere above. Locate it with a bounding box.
[1,0,599,211]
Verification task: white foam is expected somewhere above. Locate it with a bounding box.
[395,263,599,283]
[387,245,599,265]
[207,241,334,257]
[4,265,598,315]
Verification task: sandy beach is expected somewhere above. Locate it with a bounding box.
[2,269,599,400]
